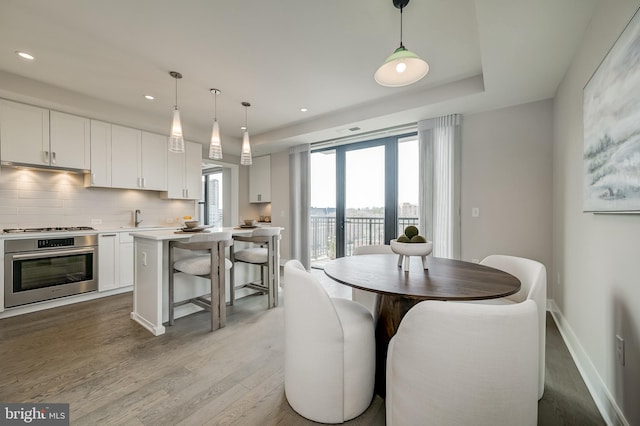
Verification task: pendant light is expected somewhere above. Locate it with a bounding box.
[168,71,185,153]
[374,0,429,87]
[240,102,252,166]
[208,88,223,160]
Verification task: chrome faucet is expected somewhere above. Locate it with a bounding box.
[134,209,143,227]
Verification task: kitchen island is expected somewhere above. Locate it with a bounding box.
[129,227,278,336]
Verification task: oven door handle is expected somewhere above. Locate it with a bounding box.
[10,247,95,260]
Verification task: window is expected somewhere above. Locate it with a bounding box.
[199,169,223,227]
[310,132,418,262]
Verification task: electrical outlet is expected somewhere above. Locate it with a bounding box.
[91,218,102,225]
[142,252,148,266]
[471,207,480,217]
[166,217,174,224]
[616,335,625,366]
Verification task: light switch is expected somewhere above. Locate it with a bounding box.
[472,207,480,217]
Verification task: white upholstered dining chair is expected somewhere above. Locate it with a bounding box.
[351,244,393,321]
[168,231,233,331]
[284,259,375,423]
[478,254,547,399]
[386,300,538,426]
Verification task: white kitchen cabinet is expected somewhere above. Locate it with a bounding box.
[0,101,90,170]
[249,155,271,203]
[110,126,167,191]
[0,99,49,167]
[98,231,134,291]
[163,141,202,200]
[140,131,167,191]
[49,111,90,170]
[85,120,112,187]
[111,125,141,189]
[185,141,202,199]
[119,232,134,287]
[98,233,119,292]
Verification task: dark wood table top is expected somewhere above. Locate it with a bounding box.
[324,254,520,301]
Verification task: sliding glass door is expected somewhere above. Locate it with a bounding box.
[342,143,389,257]
[311,133,418,262]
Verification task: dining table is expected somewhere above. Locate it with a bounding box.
[324,253,521,397]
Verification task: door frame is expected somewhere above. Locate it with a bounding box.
[314,132,415,258]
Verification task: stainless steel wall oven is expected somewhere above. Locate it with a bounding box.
[4,234,98,308]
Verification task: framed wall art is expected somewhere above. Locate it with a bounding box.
[583,7,640,213]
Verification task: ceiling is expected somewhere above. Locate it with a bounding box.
[0,0,598,157]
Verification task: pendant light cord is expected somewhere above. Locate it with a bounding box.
[214,92,217,120]
[399,6,404,49]
[174,77,178,109]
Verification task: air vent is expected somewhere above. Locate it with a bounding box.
[348,126,361,132]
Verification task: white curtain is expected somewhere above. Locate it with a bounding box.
[418,114,462,259]
[289,144,311,269]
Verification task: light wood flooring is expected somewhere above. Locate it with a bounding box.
[0,270,604,425]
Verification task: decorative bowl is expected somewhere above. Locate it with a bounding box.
[184,220,200,229]
[390,239,433,256]
[244,219,257,226]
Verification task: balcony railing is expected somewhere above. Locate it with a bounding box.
[310,216,419,261]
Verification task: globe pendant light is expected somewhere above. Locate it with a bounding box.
[168,71,185,153]
[208,88,223,160]
[374,0,429,87]
[240,102,252,166]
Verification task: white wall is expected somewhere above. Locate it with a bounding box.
[0,168,193,229]
[270,150,291,262]
[461,100,554,284]
[553,1,640,424]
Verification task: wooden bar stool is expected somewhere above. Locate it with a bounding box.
[230,227,281,308]
[168,231,233,331]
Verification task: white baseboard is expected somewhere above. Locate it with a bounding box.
[547,299,628,426]
[0,286,132,320]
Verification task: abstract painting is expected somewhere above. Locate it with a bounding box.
[583,7,640,212]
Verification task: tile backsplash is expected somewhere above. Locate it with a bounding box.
[0,168,194,229]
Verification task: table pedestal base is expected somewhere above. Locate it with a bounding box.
[375,294,421,398]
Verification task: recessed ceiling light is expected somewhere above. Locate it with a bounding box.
[144,95,155,100]
[300,108,308,112]
[16,51,34,60]
[241,126,247,130]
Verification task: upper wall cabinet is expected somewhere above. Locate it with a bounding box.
[163,141,202,200]
[49,111,90,170]
[0,100,90,171]
[249,155,271,203]
[111,125,141,189]
[0,99,49,167]
[110,125,167,191]
[86,120,112,187]
[140,131,168,191]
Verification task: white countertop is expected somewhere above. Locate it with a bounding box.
[0,226,179,240]
[1,225,282,240]
[128,227,260,241]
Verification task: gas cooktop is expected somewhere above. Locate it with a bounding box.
[2,226,95,234]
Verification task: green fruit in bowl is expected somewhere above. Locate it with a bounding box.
[404,225,419,239]
[411,235,426,243]
[397,234,411,243]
